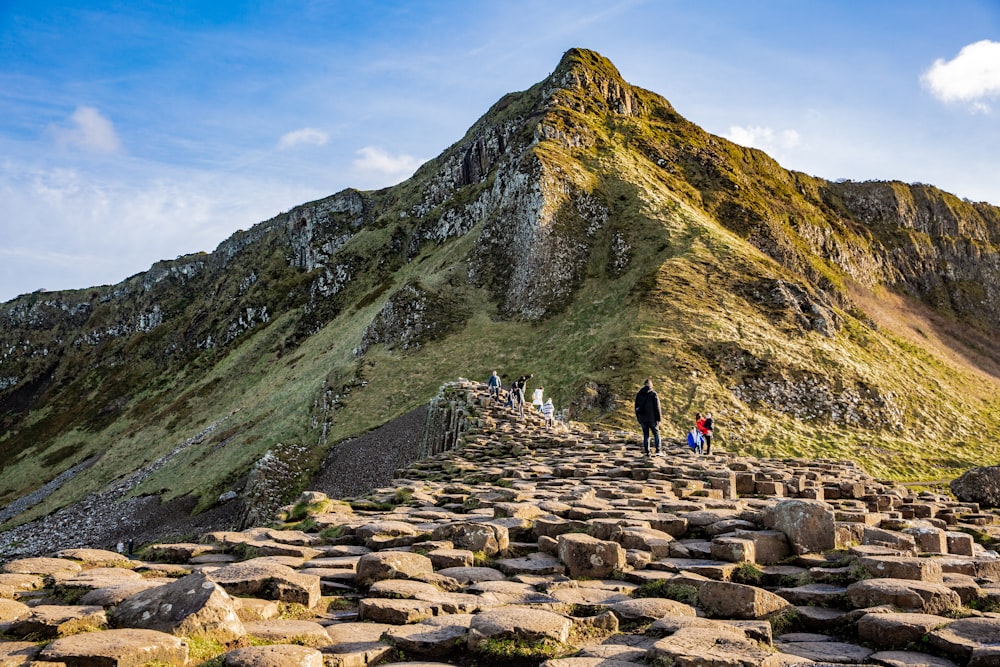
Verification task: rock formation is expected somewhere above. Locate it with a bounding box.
[1,380,998,666]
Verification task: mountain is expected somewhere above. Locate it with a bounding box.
[2,48,998,539]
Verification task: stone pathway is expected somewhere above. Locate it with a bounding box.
[1,379,999,666]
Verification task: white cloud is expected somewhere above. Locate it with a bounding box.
[278,127,329,149]
[50,106,123,154]
[353,146,423,176]
[922,40,1000,112]
[724,125,801,153]
[0,158,327,302]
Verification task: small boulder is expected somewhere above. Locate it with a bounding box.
[698,581,793,620]
[208,560,321,607]
[109,571,246,642]
[557,533,626,579]
[764,499,836,555]
[356,551,435,586]
[950,465,1000,508]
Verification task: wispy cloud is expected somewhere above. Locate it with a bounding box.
[278,127,329,149]
[724,125,801,153]
[49,106,123,154]
[353,146,423,177]
[922,40,1000,112]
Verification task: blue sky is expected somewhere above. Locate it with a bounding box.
[1,1,999,303]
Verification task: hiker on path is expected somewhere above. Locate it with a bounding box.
[634,378,662,456]
[532,386,544,411]
[510,382,525,418]
[702,412,714,455]
[487,371,502,403]
[541,398,555,429]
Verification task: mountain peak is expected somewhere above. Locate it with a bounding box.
[544,48,643,117]
[552,48,625,82]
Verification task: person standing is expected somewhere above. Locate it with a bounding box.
[511,382,525,418]
[541,398,555,429]
[487,371,502,403]
[634,379,662,456]
[532,385,544,411]
[702,412,714,455]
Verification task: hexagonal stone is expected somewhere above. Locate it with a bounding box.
[208,560,320,607]
[857,612,952,649]
[869,650,959,667]
[7,604,107,639]
[927,617,1000,662]
[223,644,324,667]
[38,628,188,666]
[609,598,696,624]
[468,607,572,652]
[2,557,82,577]
[109,571,245,643]
[355,551,434,587]
[846,578,961,615]
[698,581,792,620]
[243,619,332,646]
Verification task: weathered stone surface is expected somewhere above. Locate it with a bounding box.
[109,571,245,642]
[78,580,171,607]
[860,555,944,582]
[0,640,41,665]
[358,597,437,624]
[609,597,696,623]
[950,465,1000,508]
[467,607,572,651]
[2,557,82,576]
[384,621,470,657]
[223,644,324,667]
[557,533,626,579]
[651,625,785,666]
[927,617,1000,662]
[764,499,836,555]
[0,597,30,621]
[243,619,332,646]
[431,521,509,556]
[773,583,847,606]
[324,621,395,666]
[208,560,321,607]
[38,628,188,667]
[495,552,565,576]
[699,580,793,620]
[869,650,959,667]
[356,551,435,586]
[857,612,952,649]
[846,578,962,615]
[55,549,133,566]
[776,637,874,663]
[7,604,107,639]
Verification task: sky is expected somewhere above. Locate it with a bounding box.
[1,1,999,303]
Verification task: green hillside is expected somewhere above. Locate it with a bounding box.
[1,48,998,532]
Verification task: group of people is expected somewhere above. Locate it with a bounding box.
[487,371,555,428]
[634,378,715,456]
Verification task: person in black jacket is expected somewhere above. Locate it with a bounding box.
[634,378,662,456]
[702,412,714,455]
